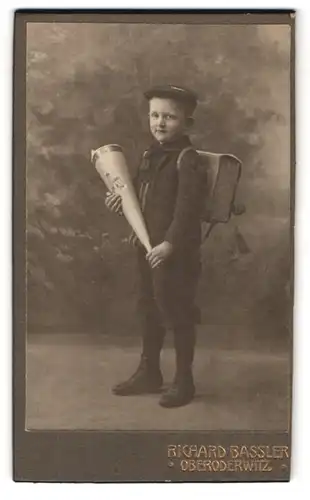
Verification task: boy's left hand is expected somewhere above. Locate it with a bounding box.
[146,241,173,269]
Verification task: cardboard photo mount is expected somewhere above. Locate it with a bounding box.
[13,10,295,482]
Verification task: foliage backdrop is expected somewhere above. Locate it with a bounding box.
[26,23,291,349]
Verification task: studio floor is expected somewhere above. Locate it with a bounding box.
[25,332,290,431]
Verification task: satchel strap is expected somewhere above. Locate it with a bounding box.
[176,146,195,170]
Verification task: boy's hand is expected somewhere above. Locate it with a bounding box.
[146,241,173,269]
[105,191,123,215]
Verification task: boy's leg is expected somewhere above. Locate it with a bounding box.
[159,321,196,408]
[152,255,200,407]
[112,248,165,395]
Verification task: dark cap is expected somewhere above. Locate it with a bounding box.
[144,84,198,115]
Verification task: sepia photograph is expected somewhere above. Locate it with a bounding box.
[13,11,294,482]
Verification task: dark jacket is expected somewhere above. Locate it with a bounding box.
[133,135,204,253]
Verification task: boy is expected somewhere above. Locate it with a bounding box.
[105,84,204,408]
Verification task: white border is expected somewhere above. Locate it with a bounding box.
[1,1,309,498]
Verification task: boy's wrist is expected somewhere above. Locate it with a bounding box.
[163,240,173,249]
[163,237,174,250]
[162,240,174,256]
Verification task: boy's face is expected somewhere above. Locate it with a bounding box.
[148,97,189,143]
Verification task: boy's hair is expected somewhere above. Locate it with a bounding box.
[144,84,198,117]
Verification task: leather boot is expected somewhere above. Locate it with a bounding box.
[159,371,195,408]
[112,355,163,395]
[159,324,196,408]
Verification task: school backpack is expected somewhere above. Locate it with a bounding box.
[177,147,246,245]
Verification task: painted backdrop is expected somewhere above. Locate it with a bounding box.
[26,23,291,350]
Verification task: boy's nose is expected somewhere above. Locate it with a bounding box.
[158,116,166,127]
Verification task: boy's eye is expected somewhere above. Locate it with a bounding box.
[149,112,177,120]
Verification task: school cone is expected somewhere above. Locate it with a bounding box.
[91,144,152,253]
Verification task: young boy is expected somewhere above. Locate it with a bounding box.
[105,84,204,408]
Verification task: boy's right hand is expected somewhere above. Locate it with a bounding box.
[105,192,123,215]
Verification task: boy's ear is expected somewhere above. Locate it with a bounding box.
[186,117,194,128]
